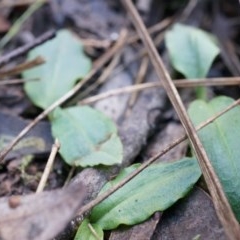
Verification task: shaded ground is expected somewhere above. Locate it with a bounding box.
[0,0,239,239]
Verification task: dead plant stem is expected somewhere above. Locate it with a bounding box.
[0,56,45,78]
[36,139,60,193]
[0,30,55,66]
[80,77,240,105]
[0,78,39,85]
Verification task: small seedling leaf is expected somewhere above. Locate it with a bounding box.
[74,219,103,240]
[165,23,220,78]
[188,96,240,221]
[51,106,123,167]
[90,158,201,230]
[23,29,91,109]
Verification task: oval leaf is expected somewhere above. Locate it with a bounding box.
[165,23,220,78]
[51,106,123,167]
[23,29,91,109]
[90,158,201,229]
[188,96,240,221]
[74,219,103,240]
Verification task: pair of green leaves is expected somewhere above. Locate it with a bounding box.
[23,30,123,167]
[75,96,240,239]
[166,24,240,220]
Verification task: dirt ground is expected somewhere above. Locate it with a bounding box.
[0,0,239,239]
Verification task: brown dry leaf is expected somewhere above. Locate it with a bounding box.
[0,182,86,240]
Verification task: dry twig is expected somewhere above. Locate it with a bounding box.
[0,56,45,78]
[0,78,39,85]
[0,30,55,66]
[80,51,122,99]
[125,56,149,117]
[80,77,240,105]
[36,139,60,193]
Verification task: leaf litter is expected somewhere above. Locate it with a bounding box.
[0,0,240,240]
[0,182,87,240]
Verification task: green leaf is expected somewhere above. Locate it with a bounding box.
[165,23,220,78]
[90,158,201,229]
[188,96,240,221]
[51,106,123,167]
[23,29,91,109]
[74,219,103,240]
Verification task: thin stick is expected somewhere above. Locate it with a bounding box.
[80,51,121,99]
[0,56,45,77]
[0,0,46,49]
[87,224,101,240]
[0,0,48,8]
[122,0,240,238]
[80,38,111,49]
[36,139,60,193]
[126,56,149,114]
[79,17,172,49]
[63,166,76,187]
[82,29,162,98]
[0,78,39,85]
[127,17,173,44]
[111,0,197,78]
[80,77,240,105]
[77,98,240,217]
[0,29,128,162]
[0,30,55,66]
[179,0,199,22]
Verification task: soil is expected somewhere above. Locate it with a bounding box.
[0,0,239,239]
